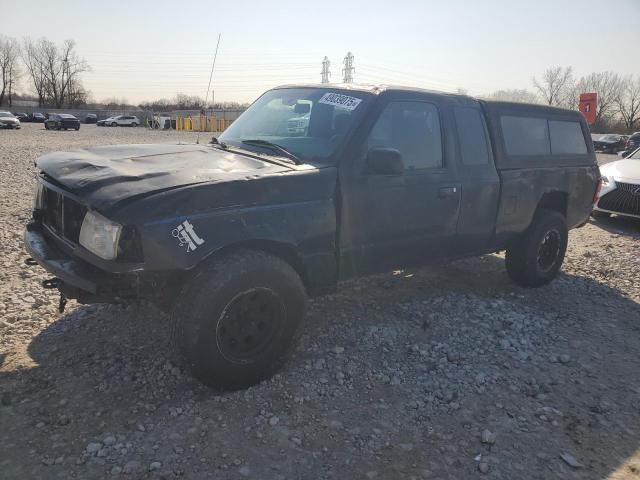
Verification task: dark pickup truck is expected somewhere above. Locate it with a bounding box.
[24,85,600,388]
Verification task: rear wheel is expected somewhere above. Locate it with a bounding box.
[174,249,306,389]
[45,123,49,130]
[505,210,568,287]
[131,122,137,127]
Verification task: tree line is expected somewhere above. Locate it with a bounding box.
[0,35,90,108]
[484,67,640,133]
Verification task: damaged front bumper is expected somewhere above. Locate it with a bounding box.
[24,223,176,304]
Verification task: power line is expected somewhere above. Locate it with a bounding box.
[321,56,331,84]
[342,52,355,83]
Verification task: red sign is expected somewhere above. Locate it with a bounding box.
[579,93,597,125]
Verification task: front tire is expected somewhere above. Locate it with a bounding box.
[174,250,306,389]
[505,210,568,287]
[131,122,137,127]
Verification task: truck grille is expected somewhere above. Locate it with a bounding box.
[41,186,87,243]
[598,182,640,216]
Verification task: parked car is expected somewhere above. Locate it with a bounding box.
[594,146,640,219]
[592,134,628,153]
[14,112,29,122]
[85,114,98,124]
[25,85,599,389]
[29,112,46,123]
[44,113,80,131]
[627,132,640,150]
[0,111,21,129]
[105,115,140,127]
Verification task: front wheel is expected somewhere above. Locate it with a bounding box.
[45,123,49,130]
[131,122,137,127]
[174,250,306,389]
[111,122,118,127]
[505,210,568,287]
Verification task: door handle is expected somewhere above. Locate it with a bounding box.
[438,186,458,198]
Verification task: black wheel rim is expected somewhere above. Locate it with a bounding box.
[216,288,285,364]
[537,229,561,272]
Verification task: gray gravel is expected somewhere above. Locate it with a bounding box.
[1,123,640,479]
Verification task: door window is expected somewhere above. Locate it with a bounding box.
[367,101,443,170]
[454,107,490,165]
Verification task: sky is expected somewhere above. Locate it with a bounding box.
[3,0,639,104]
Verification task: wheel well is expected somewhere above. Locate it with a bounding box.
[204,240,309,292]
[536,191,568,217]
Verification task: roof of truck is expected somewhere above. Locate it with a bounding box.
[273,83,580,115]
[273,83,474,99]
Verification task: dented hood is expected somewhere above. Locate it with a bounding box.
[36,143,290,211]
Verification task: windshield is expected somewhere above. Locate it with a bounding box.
[218,88,372,164]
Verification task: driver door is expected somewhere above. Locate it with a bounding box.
[338,94,461,278]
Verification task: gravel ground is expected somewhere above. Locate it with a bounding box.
[1,123,639,480]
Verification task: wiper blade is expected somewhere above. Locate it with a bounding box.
[209,137,228,149]
[241,139,300,164]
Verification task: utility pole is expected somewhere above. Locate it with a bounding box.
[342,52,354,83]
[321,56,331,84]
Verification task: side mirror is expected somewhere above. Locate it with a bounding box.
[365,148,404,175]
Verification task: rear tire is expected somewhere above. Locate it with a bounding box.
[505,209,568,287]
[45,123,49,130]
[131,122,137,127]
[173,249,306,389]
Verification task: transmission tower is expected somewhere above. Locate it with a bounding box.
[342,52,355,83]
[321,56,331,84]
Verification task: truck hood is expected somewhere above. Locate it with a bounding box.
[36,143,291,212]
[600,158,640,182]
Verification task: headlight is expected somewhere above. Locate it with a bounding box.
[79,210,122,260]
[601,175,614,186]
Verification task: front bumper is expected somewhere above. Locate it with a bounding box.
[24,223,174,302]
[594,181,640,219]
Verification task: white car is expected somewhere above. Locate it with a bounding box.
[105,115,140,127]
[0,111,21,129]
[594,147,640,219]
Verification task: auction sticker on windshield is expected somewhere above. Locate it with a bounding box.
[318,93,362,111]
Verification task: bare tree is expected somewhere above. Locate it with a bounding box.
[0,36,21,107]
[22,38,47,105]
[21,37,90,107]
[615,75,640,132]
[532,66,574,107]
[576,72,623,123]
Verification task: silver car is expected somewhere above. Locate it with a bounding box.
[0,111,21,129]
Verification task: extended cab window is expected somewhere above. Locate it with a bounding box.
[455,107,489,165]
[549,120,587,155]
[368,101,442,170]
[501,116,550,156]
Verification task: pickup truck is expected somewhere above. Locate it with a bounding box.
[24,85,600,389]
